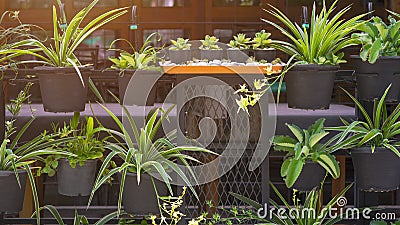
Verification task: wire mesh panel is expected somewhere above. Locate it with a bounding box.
[175,80,266,218]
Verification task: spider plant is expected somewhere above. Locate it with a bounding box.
[88,101,215,215]
[327,84,400,157]
[1,85,76,224]
[23,0,127,83]
[263,0,368,65]
[0,11,43,69]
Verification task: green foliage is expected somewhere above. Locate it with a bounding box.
[170,38,191,50]
[0,11,42,67]
[38,205,119,225]
[2,84,77,225]
[200,35,221,50]
[212,182,354,225]
[23,0,127,83]
[271,118,342,188]
[89,102,216,215]
[42,112,108,175]
[352,14,400,64]
[328,85,400,157]
[228,33,252,49]
[109,32,161,71]
[263,0,367,65]
[252,30,272,50]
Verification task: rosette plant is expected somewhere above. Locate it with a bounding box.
[21,0,128,112]
[199,35,223,60]
[169,37,192,64]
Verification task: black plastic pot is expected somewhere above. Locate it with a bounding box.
[253,48,276,62]
[350,147,400,192]
[285,64,338,110]
[35,66,90,112]
[117,70,157,105]
[122,173,168,214]
[200,49,224,61]
[292,162,325,191]
[352,56,400,101]
[57,159,97,196]
[227,49,250,63]
[0,170,27,213]
[169,49,191,64]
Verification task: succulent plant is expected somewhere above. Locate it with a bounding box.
[170,37,191,50]
[199,35,222,50]
[228,33,252,49]
[252,30,272,50]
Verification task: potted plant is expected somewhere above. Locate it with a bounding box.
[24,0,127,112]
[41,112,108,196]
[169,37,192,64]
[271,118,342,191]
[0,87,75,222]
[227,33,251,63]
[251,30,276,61]
[328,85,400,191]
[89,103,215,215]
[199,35,224,61]
[351,14,400,101]
[108,32,161,105]
[263,0,367,109]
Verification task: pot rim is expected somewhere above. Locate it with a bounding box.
[290,64,339,71]
[0,170,27,175]
[350,55,400,60]
[34,66,93,71]
[349,146,399,154]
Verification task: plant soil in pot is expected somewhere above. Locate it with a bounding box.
[169,49,191,64]
[122,173,168,214]
[200,49,224,61]
[292,162,325,191]
[0,170,27,213]
[352,56,400,101]
[227,49,250,63]
[285,64,338,110]
[117,70,157,105]
[350,147,400,192]
[35,66,90,112]
[253,48,276,62]
[57,159,97,196]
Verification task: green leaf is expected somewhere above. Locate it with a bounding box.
[309,131,329,147]
[285,158,304,188]
[316,152,340,178]
[368,38,382,64]
[280,158,291,177]
[286,123,304,143]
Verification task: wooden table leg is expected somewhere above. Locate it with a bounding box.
[332,156,346,197]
